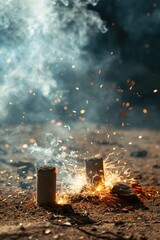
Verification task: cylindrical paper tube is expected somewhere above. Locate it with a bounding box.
[85,157,104,186]
[37,166,56,206]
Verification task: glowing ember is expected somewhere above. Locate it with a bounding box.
[4,143,10,149]
[56,193,70,205]
[153,89,158,93]
[56,122,63,127]
[80,109,86,114]
[50,119,56,124]
[29,138,36,144]
[143,108,148,114]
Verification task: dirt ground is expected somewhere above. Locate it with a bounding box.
[0,123,160,240]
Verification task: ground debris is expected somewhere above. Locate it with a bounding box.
[43,228,51,235]
[111,182,141,202]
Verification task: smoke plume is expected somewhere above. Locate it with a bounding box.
[1,0,160,127]
[0,0,108,124]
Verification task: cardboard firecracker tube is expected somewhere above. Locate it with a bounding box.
[37,166,56,206]
[85,157,104,186]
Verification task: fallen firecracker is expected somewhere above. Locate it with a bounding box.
[37,166,57,206]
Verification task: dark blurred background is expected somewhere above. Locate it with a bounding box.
[58,0,160,127]
[88,0,160,106]
[0,0,160,128]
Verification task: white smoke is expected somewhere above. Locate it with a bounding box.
[0,0,107,122]
[29,133,85,191]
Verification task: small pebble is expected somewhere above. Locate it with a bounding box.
[44,229,51,235]
[115,221,125,226]
[53,235,59,239]
[63,221,71,226]
[122,208,129,213]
